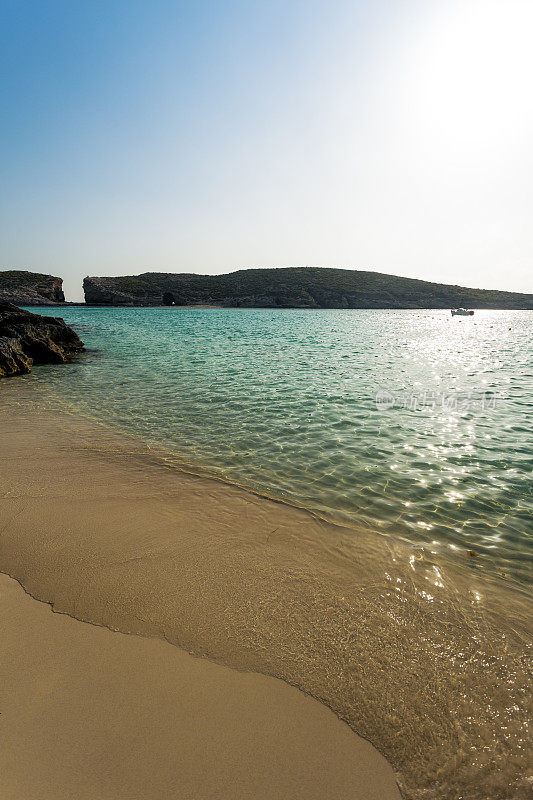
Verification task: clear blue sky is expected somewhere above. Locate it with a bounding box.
[1,0,531,300]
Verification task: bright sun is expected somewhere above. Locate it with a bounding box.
[401,0,533,158]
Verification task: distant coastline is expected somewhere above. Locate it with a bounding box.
[2,267,533,309]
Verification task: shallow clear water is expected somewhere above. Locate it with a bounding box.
[22,306,533,585]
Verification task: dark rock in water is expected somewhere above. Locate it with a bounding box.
[83,268,533,309]
[0,303,84,377]
[0,270,66,305]
[0,337,32,376]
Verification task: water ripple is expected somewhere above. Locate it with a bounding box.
[19,306,533,586]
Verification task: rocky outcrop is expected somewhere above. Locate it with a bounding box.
[0,271,66,305]
[83,268,533,309]
[83,276,162,306]
[0,303,84,377]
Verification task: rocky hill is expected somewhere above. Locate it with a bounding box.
[0,271,65,305]
[83,268,533,309]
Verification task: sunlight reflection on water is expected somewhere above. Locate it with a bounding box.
[20,306,533,585]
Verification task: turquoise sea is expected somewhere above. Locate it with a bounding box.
[23,307,533,586]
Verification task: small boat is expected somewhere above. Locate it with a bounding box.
[451,308,474,316]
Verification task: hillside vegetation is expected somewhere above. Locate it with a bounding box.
[83,268,533,309]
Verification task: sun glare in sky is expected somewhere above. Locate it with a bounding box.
[0,0,531,299]
[404,0,532,156]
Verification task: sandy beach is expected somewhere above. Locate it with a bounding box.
[3,0,533,793]
[0,386,531,799]
[0,572,400,800]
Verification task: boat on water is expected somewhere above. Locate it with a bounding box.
[451,308,474,316]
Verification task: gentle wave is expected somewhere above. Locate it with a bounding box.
[19,306,533,586]
[0,395,531,800]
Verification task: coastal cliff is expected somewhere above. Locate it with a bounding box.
[0,270,65,305]
[0,303,84,377]
[83,268,533,309]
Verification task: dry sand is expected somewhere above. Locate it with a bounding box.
[0,572,400,800]
[0,387,531,799]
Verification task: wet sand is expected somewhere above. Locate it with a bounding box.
[0,387,531,799]
[0,572,400,800]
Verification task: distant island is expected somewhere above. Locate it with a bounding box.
[0,270,65,305]
[2,267,533,309]
[84,268,533,308]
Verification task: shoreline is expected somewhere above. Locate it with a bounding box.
[0,571,400,800]
[0,387,531,799]
[8,370,532,597]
